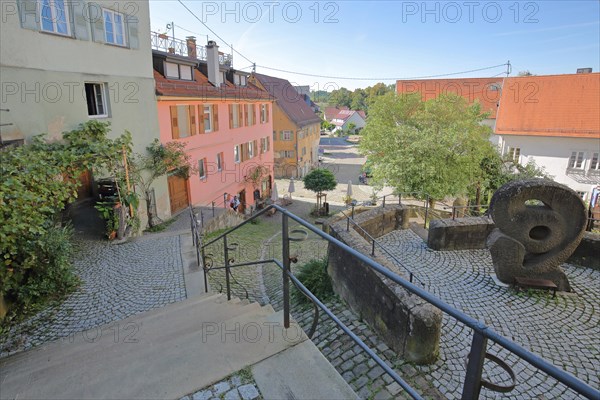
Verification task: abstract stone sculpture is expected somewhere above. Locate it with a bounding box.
[486,179,587,291]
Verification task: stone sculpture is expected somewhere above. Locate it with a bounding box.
[486,179,587,291]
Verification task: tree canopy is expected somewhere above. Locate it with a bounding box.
[303,168,337,212]
[359,92,496,201]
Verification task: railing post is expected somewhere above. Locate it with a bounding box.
[346,216,350,232]
[452,206,456,220]
[200,209,204,228]
[462,330,488,399]
[399,193,402,205]
[282,213,291,328]
[223,192,227,208]
[212,201,215,217]
[382,195,386,208]
[351,204,355,219]
[223,235,231,300]
[424,195,430,229]
[371,238,376,256]
[201,246,208,293]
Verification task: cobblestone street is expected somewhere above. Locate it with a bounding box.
[0,233,186,358]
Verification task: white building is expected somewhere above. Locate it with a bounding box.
[495,73,600,202]
[1,0,170,222]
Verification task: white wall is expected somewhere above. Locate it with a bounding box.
[498,134,600,201]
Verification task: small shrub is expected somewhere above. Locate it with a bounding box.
[293,258,333,304]
[144,217,176,233]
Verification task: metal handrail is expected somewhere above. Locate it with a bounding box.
[340,210,428,288]
[196,204,599,399]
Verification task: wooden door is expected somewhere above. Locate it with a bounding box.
[168,174,189,214]
[238,189,246,213]
[76,170,93,199]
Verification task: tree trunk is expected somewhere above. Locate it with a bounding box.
[145,191,155,228]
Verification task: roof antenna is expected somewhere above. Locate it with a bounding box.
[506,60,512,77]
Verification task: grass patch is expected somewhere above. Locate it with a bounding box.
[144,218,176,233]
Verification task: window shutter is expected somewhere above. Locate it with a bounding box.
[170,106,179,139]
[198,105,205,134]
[280,131,284,141]
[189,105,196,135]
[253,140,258,157]
[71,1,89,40]
[126,14,139,49]
[213,105,219,131]
[228,105,233,129]
[267,137,270,151]
[91,8,105,43]
[244,105,249,127]
[238,105,244,128]
[266,104,270,122]
[18,0,38,30]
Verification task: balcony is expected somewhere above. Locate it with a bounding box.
[150,32,233,66]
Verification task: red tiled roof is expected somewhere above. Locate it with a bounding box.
[324,106,349,121]
[154,69,271,101]
[254,73,321,127]
[396,77,503,118]
[496,73,600,138]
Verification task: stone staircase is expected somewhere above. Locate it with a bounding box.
[0,292,357,400]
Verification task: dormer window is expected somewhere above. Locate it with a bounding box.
[165,61,194,81]
[234,74,247,86]
[222,71,227,84]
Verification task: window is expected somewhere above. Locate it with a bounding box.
[234,145,240,163]
[302,147,306,156]
[234,74,247,86]
[229,104,243,129]
[216,152,223,171]
[204,105,213,132]
[489,83,501,91]
[85,83,108,117]
[568,151,585,169]
[282,150,295,158]
[165,62,193,81]
[222,71,227,84]
[169,105,196,139]
[103,9,126,46]
[589,152,599,171]
[40,0,70,35]
[273,131,277,141]
[260,104,269,123]
[506,146,520,162]
[248,141,255,158]
[199,158,207,179]
[281,130,293,141]
[246,104,255,126]
[261,137,270,153]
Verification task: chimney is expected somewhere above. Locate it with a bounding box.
[186,36,197,59]
[206,40,223,86]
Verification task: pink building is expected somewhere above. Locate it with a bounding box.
[152,37,274,214]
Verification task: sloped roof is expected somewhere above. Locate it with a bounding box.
[254,73,321,127]
[396,77,503,118]
[333,109,366,123]
[496,73,600,138]
[154,69,271,100]
[324,106,349,121]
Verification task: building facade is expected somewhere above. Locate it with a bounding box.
[253,74,321,178]
[495,73,600,201]
[1,0,169,223]
[153,39,274,213]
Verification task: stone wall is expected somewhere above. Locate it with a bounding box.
[567,232,600,270]
[427,217,495,251]
[201,210,246,234]
[327,206,441,364]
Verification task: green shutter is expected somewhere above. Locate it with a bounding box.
[71,1,90,40]
[18,0,38,31]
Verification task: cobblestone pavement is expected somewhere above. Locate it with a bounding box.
[378,229,600,399]
[0,235,186,357]
[181,369,262,400]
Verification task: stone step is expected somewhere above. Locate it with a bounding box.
[0,302,300,400]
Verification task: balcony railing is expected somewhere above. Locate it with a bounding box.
[150,32,232,66]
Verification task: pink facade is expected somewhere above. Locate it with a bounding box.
[156,100,274,212]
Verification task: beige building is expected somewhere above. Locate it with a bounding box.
[1,0,169,222]
[253,73,321,178]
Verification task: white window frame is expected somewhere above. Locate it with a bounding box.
[248,141,254,158]
[588,152,599,171]
[85,82,108,118]
[199,158,206,179]
[179,65,193,81]
[234,145,240,163]
[260,104,268,123]
[204,105,213,132]
[216,152,223,171]
[261,137,269,153]
[568,151,585,170]
[165,62,193,81]
[506,146,520,163]
[40,0,70,36]
[282,130,293,141]
[282,150,294,158]
[246,104,255,126]
[103,8,127,46]
[232,104,240,128]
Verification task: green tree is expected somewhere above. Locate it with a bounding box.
[329,87,353,108]
[346,122,357,134]
[360,92,495,203]
[132,139,195,227]
[303,168,337,212]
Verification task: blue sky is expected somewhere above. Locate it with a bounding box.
[149,1,600,90]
